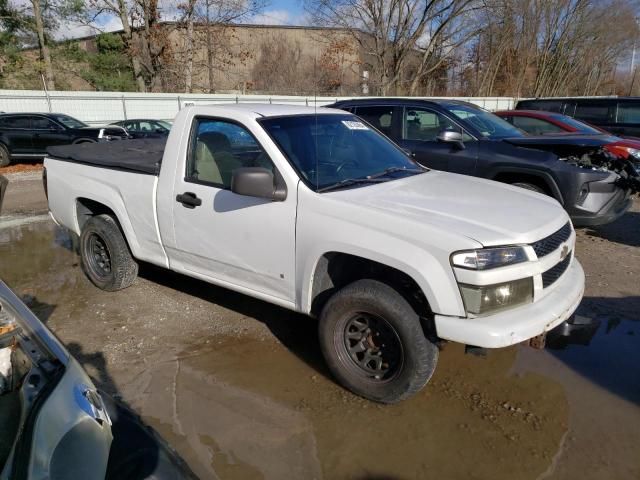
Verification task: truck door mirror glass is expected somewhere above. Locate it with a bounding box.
[231,167,286,201]
[437,130,465,150]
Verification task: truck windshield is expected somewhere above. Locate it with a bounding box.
[446,104,523,139]
[259,114,423,191]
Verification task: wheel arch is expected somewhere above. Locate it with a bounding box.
[307,251,437,337]
[75,197,136,256]
[72,138,96,145]
[491,168,564,204]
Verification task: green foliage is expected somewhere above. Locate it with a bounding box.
[95,32,125,53]
[80,33,136,91]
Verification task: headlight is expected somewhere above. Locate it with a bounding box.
[451,246,528,270]
[459,278,533,316]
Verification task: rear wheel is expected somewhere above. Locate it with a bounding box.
[318,279,438,403]
[0,144,10,168]
[80,214,138,291]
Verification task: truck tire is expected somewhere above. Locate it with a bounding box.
[510,182,546,195]
[80,214,138,291]
[318,279,438,403]
[0,144,10,168]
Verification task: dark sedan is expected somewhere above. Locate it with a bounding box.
[0,113,128,167]
[109,119,171,139]
[328,98,638,226]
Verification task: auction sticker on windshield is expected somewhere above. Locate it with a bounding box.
[342,120,369,130]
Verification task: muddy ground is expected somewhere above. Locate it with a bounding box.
[1,171,639,480]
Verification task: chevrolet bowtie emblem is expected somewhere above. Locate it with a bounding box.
[560,245,569,260]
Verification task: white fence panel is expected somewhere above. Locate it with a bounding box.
[0,90,517,126]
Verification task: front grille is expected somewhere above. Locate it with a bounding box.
[542,254,572,288]
[531,222,572,258]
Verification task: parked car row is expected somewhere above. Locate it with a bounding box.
[495,109,640,165]
[329,98,640,226]
[515,96,640,137]
[0,114,170,167]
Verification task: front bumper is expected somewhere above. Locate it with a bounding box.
[434,258,585,348]
[569,175,633,227]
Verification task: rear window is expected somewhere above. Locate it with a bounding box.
[517,100,565,113]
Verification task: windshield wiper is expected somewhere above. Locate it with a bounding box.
[317,177,389,193]
[317,167,426,193]
[366,166,427,179]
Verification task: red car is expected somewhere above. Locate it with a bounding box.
[496,109,640,163]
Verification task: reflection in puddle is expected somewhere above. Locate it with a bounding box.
[122,338,572,480]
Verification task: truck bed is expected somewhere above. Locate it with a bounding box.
[47,138,166,175]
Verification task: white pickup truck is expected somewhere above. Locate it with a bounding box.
[44,104,585,403]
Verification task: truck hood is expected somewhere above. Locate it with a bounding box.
[329,171,568,247]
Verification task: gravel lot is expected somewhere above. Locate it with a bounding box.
[1,171,639,480]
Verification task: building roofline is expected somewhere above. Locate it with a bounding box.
[56,21,365,44]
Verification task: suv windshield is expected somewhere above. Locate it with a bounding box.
[50,114,88,129]
[259,114,424,191]
[446,104,523,139]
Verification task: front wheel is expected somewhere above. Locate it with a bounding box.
[318,279,438,403]
[80,214,138,291]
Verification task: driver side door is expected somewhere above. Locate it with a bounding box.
[396,107,478,174]
[169,117,297,305]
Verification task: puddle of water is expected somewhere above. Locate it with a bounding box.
[514,313,640,480]
[122,338,571,480]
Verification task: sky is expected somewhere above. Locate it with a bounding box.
[55,0,309,40]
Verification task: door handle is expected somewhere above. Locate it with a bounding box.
[176,192,202,208]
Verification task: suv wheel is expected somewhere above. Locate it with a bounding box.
[80,214,138,291]
[318,279,438,403]
[0,144,10,168]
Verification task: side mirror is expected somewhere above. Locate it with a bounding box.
[231,167,287,201]
[436,130,465,150]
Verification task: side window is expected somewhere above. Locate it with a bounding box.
[139,121,154,132]
[403,108,472,142]
[617,103,640,123]
[187,118,273,189]
[501,116,514,124]
[511,116,565,135]
[354,106,395,136]
[31,117,57,130]
[574,102,611,122]
[9,116,30,129]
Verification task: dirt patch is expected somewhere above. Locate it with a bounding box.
[0,162,43,175]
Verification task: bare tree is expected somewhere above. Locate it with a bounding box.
[306,0,479,95]
[30,0,55,89]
